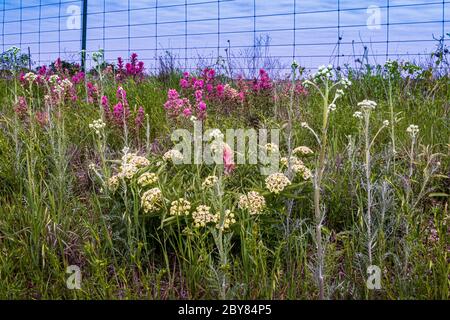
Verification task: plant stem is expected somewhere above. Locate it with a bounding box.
[313,80,329,300]
[364,113,373,266]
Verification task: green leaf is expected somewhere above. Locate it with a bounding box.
[428,193,448,198]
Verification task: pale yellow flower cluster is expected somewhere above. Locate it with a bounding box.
[265,172,291,194]
[202,176,218,189]
[141,188,163,213]
[191,205,237,230]
[280,156,303,168]
[238,191,266,215]
[170,198,191,216]
[107,175,120,192]
[215,209,236,231]
[119,164,139,180]
[280,156,312,180]
[123,153,150,167]
[299,167,313,180]
[163,149,184,163]
[137,172,158,187]
[192,205,217,227]
[118,153,150,180]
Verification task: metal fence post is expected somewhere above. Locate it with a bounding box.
[28,46,31,70]
[81,0,88,71]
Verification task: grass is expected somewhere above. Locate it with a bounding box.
[0,56,448,300]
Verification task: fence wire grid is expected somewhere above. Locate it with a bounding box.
[1,0,449,74]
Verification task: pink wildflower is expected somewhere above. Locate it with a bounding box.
[198,101,207,112]
[195,90,203,102]
[72,71,85,84]
[168,89,179,100]
[135,106,145,128]
[193,79,204,90]
[253,68,272,92]
[182,108,192,117]
[35,111,49,127]
[116,86,128,106]
[180,78,189,89]
[87,82,98,104]
[101,95,111,119]
[14,96,28,120]
[113,102,130,126]
[197,101,207,120]
[116,53,145,81]
[223,144,235,175]
[216,84,224,97]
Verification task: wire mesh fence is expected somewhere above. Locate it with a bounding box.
[0,0,448,75]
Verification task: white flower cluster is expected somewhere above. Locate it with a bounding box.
[24,72,37,83]
[137,172,158,187]
[353,111,363,119]
[265,172,291,194]
[53,78,73,94]
[406,124,419,137]
[170,198,191,216]
[192,205,217,227]
[202,176,219,189]
[358,99,377,111]
[92,50,104,63]
[238,191,266,215]
[89,118,106,135]
[49,75,60,84]
[385,60,396,70]
[207,129,229,157]
[293,146,314,156]
[264,143,279,153]
[313,64,334,81]
[141,188,163,213]
[340,77,352,89]
[208,128,224,141]
[210,140,226,155]
[163,149,184,163]
[61,78,73,88]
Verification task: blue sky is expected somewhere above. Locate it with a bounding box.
[1,0,449,74]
